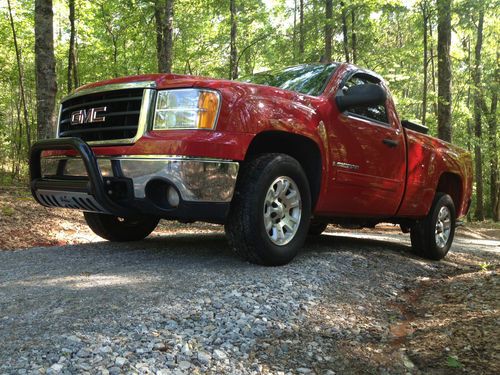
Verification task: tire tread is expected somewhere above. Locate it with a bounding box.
[225,153,311,266]
[410,192,456,260]
[84,212,159,242]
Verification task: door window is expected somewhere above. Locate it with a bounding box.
[341,74,389,124]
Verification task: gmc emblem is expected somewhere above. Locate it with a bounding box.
[70,107,107,125]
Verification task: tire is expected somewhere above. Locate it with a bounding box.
[410,193,456,260]
[225,153,311,266]
[84,212,160,242]
[308,220,328,236]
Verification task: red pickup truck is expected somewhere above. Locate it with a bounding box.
[30,63,472,265]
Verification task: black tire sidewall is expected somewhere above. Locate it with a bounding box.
[425,194,456,259]
[245,155,311,265]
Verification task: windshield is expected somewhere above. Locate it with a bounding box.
[240,63,338,96]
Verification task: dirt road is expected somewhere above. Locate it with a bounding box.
[0,225,498,374]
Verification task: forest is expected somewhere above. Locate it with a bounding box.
[0,0,498,220]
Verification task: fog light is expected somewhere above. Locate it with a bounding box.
[167,186,180,207]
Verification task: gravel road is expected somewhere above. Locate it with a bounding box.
[0,227,498,375]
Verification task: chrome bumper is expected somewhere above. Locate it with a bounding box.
[41,155,239,203]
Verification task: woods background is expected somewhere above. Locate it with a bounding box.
[0,0,498,220]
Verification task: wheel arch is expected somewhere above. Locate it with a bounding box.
[435,172,462,217]
[244,131,323,209]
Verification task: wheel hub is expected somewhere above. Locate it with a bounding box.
[435,206,451,248]
[263,176,302,246]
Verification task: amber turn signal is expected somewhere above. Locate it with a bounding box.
[197,91,220,129]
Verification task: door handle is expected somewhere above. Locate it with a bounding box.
[382,138,399,148]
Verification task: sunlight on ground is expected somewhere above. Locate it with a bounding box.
[14,274,153,290]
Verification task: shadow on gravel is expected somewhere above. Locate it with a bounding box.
[305,233,411,255]
[0,231,424,305]
[72,232,236,262]
[3,230,489,298]
[1,230,426,277]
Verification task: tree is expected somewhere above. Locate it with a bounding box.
[7,0,30,155]
[155,0,174,73]
[229,0,238,79]
[35,0,57,140]
[437,0,452,142]
[67,0,79,92]
[472,7,484,220]
[486,54,498,220]
[298,0,304,59]
[488,88,498,220]
[420,0,430,126]
[293,0,297,61]
[428,12,438,118]
[341,2,349,63]
[322,0,333,63]
[351,9,357,64]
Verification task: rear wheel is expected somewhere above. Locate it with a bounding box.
[410,193,456,260]
[225,153,311,266]
[84,212,160,242]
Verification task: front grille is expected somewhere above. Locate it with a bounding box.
[59,88,144,142]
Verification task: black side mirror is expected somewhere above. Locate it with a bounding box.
[336,83,387,112]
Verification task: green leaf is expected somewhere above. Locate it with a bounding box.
[446,355,463,368]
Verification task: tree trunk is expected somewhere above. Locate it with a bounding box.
[421,0,428,126]
[7,84,18,179]
[163,0,174,73]
[184,60,193,75]
[293,0,297,61]
[351,9,357,64]
[8,0,31,150]
[35,0,57,141]
[236,35,267,70]
[340,2,349,63]
[495,185,500,222]
[155,0,174,73]
[462,35,473,222]
[488,57,498,220]
[99,4,119,76]
[428,17,438,117]
[489,91,498,220]
[473,8,484,220]
[322,0,333,63]
[299,0,304,58]
[229,0,238,79]
[244,46,252,76]
[14,93,22,178]
[463,36,472,152]
[154,1,164,71]
[111,35,118,76]
[67,0,78,92]
[436,0,452,142]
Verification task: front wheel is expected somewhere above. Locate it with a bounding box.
[84,212,160,242]
[225,153,311,266]
[410,193,456,260]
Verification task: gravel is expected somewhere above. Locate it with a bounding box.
[0,228,497,374]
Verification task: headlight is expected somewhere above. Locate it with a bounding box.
[153,89,220,130]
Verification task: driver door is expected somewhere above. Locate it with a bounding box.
[326,72,406,217]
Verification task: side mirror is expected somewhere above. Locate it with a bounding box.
[335,83,387,112]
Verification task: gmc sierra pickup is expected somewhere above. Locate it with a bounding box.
[30,63,473,266]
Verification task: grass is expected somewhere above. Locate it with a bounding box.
[1,205,15,216]
[464,220,500,230]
